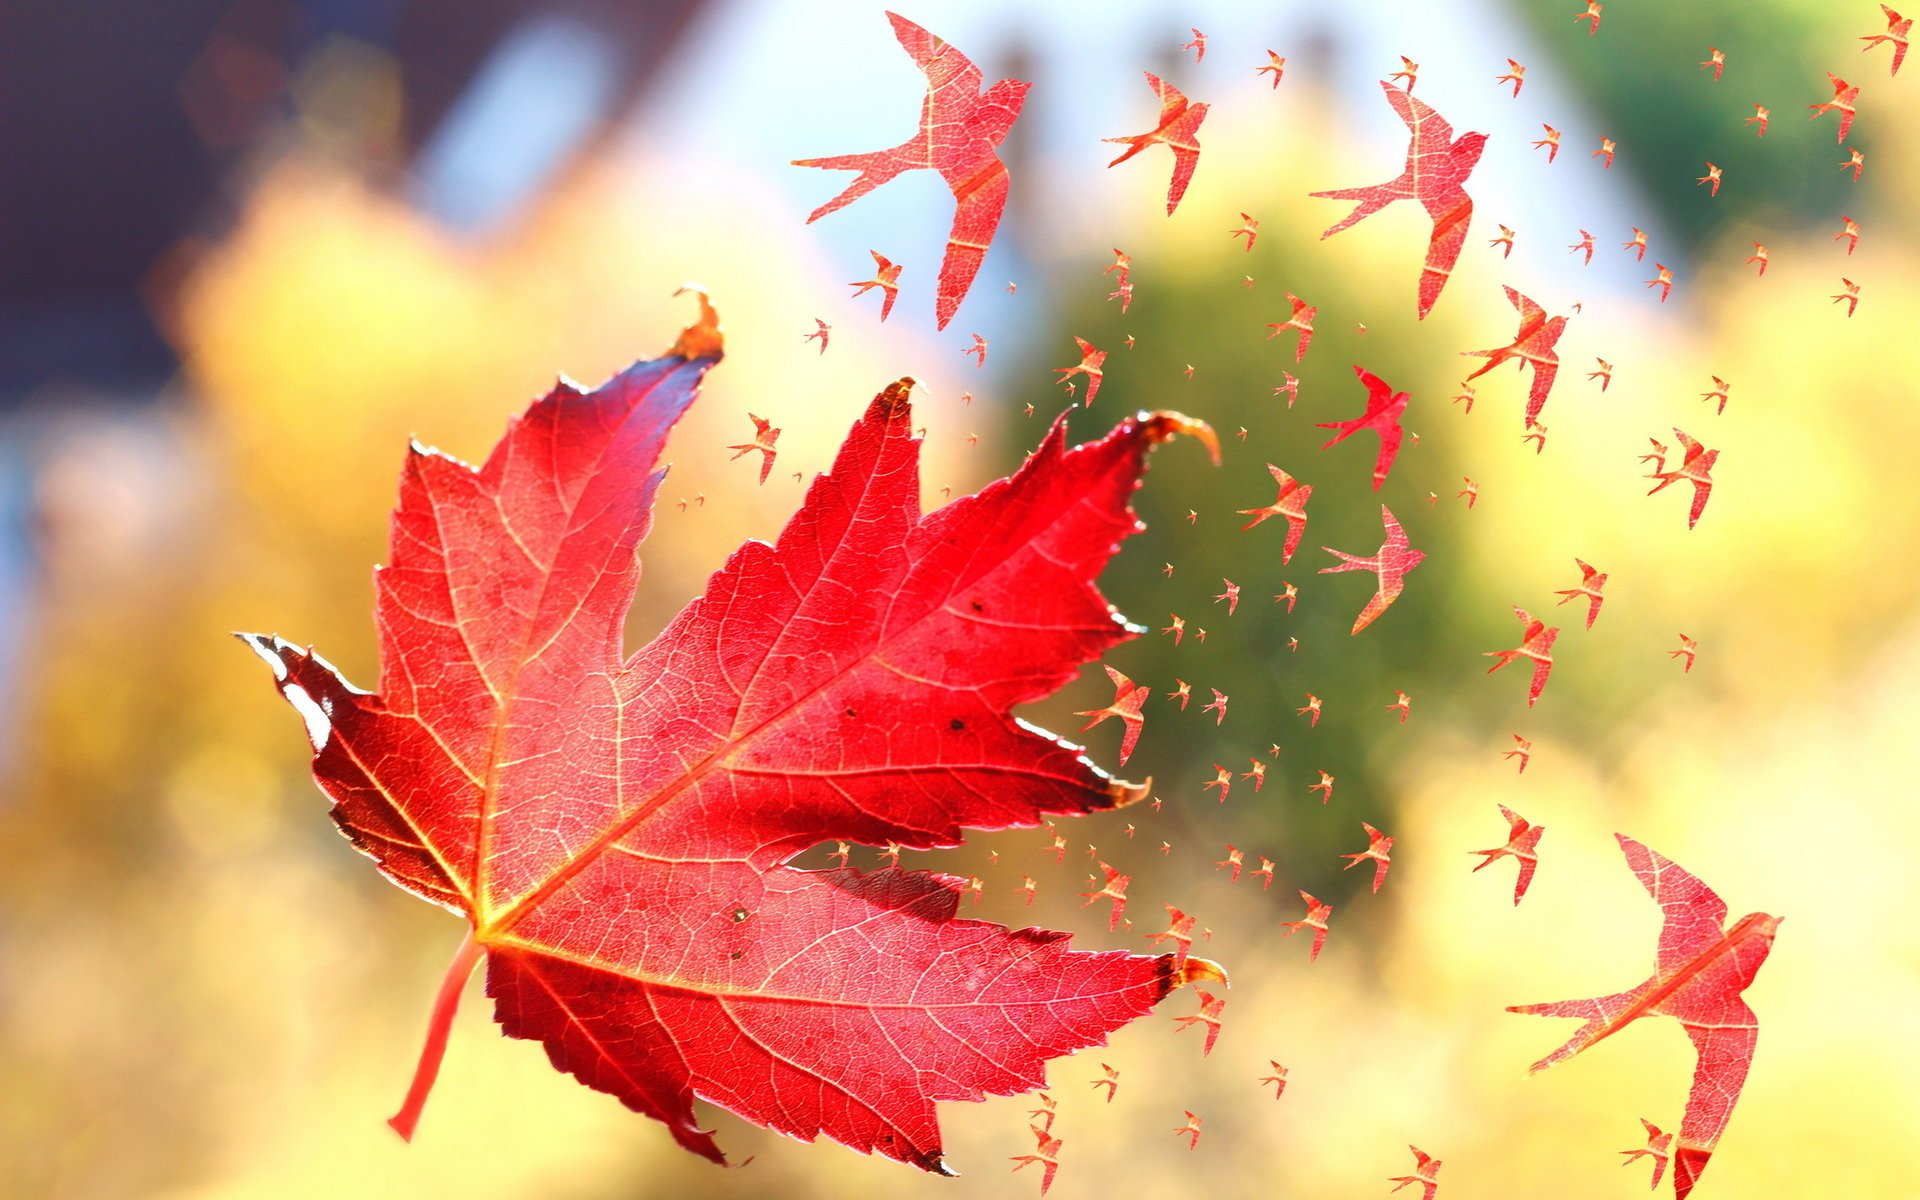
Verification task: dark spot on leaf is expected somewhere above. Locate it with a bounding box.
[949,718,965,731]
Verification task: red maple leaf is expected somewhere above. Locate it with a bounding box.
[1104,73,1209,214]
[793,12,1029,330]
[1310,81,1488,319]
[1461,286,1568,428]
[1318,504,1425,635]
[1508,835,1781,1199]
[243,296,1223,1173]
[1317,365,1411,490]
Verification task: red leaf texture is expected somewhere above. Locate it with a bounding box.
[1311,81,1488,319]
[1237,463,1313,563]
[1461,286,1568,429]
[242,296,1223,1173]
[794,12,1030,330]
[1317,365,1410,490]
[1508,835,1781,1199]
[1104,72,1209,215]
[1319,504,1424,635]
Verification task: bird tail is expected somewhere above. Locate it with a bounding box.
[792,155,908,223]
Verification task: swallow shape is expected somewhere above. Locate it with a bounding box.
[1105,72,1209,215]
[1173,988,1226,1056]
[1390,1145,1443,1199]
[1462,286,1568,428]
[1646,428,1717,528]
[1471,804,1545,904]
[1508,835,1781,1200]
[1808,73,1860,143]
[727,413,781,485]
[1862,4,1911,74]
[794,13,1028,330]
[1485,607,1560,706]
[1554,558,1607,629]
[1009,1122,1063,1194]
[1056,336,1108,407]
[1341,822,1394,893]
[1318,365,1412,490]
[1310,81,1488,319]
[1320,505,1425,635]
[1075,665,1150,765]
[1265,292,1318,361]
[1622,1117,1675,1191]
[1281,891,1333,961]
[1237,463,1314,562]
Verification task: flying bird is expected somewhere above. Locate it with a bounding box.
[1862,4,1912,74]
[1554,558,1608,629]
[1496,58,1527,96]
[727,413,782,485]
[1485,607,1560,706]
[1833,276,1862,316]
[1341,822,1395,893]
[1310,81,1488,319]
[1055,336,1107,406]
[793,13,1028,329]
[1264,292,1318,362]
[1471,804,1546,903]
[1508,835,1781,1200]
[1389,1146,1443,1200]
[1074,666,1150,765]
[848,251,903,320]
[1105,73,1210,215]
[1237,463,1313,562]
[1808,73,1861,142]
[1462,285,1568,428]
[1319,505,1425,635]
[1258,51,1288,87]
[1317,365,1412,490]
[1280,891,1334,961]
[1646,428,1717,528]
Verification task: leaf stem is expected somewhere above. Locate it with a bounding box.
[388,927,485,1141]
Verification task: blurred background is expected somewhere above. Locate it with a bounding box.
[2,1,1916,1196]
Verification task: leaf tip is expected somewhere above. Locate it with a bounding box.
[878,376,918,419]
[1138,411,1219,464]
[1171,955,1228,990]
[670,284,725,360]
